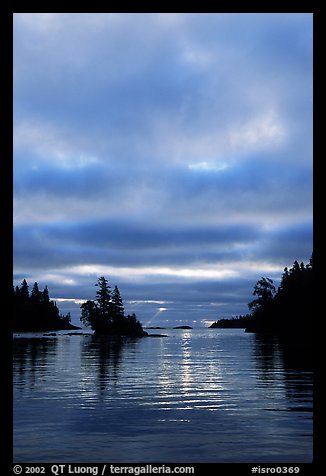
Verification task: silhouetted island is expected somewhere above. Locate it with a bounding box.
[13,279,80,332]
[173,325,193,329]
[245,257,312,348]
[210,315,252,328]
[80,277,148,337]
[146,326,166,329]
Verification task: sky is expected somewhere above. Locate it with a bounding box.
[13,13,313,328]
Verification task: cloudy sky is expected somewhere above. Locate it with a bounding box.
[13,13,313,327]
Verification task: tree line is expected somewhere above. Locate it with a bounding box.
[210,256,312,344]
[245,257,313,341]
[209,315,252,328]
[13,279,74,331]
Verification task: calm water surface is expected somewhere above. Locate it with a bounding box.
[13,329,313,463]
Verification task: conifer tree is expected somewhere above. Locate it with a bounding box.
[111,285,125,322]
[20,279,29,300]
[42,285,50,303]
[95,277,111,316]
[13,279,75,331]
[31,282,41,302]
[246,256,313,341]
[80,277,147,336]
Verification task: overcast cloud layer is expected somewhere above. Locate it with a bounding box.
[13,13,313,327]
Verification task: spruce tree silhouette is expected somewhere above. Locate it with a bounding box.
[80,277,147,337]
[13,280,75,331]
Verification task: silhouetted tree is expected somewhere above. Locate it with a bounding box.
[111,285,124,323]
[42,285,50,303]
[95,276,111,316]
[80,277,147,337]
[60,311,72,327]
[272,257,312,336]
[20,279,29,300]
[248,277,276,314]
[13,279,75,331]
[31,282,41,302]
[80,299,101,330]
[209,315,253,328]
[245,257,312,345]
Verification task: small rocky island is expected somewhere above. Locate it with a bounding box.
[146,326,166,329]
[80,277,148,337]
[173,325,193,329]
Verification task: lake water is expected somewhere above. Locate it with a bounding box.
[13,328,313,463]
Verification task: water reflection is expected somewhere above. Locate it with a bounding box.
[278,337,313,372]
[180,333,192,395]
[252,333,313,413]
[81,336,137,394]
[252,334,284,378]
[13,330,313,463]
[13,337,58,391]
[253,333,313,373]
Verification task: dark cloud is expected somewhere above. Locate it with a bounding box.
[13,218,260,269]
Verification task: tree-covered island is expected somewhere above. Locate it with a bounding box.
[209,315,252,328]
[80,276,148,337]
[13,279,78,332]
[13,276,147,336]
